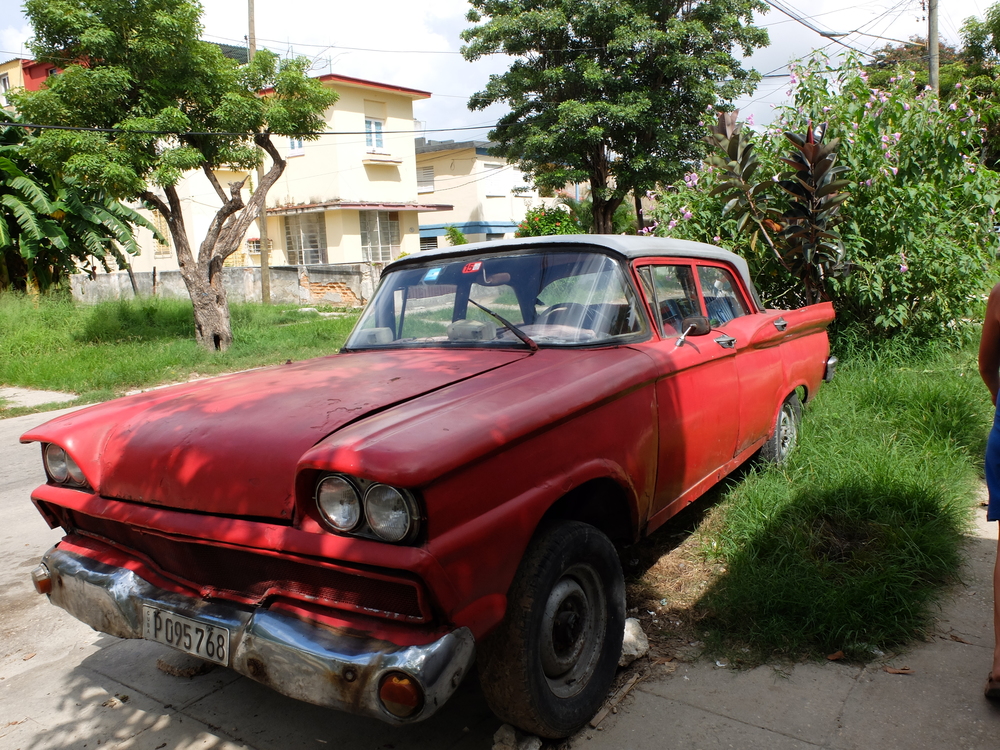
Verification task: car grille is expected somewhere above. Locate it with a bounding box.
[64,510,428,623]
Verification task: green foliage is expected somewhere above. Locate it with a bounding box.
[650,55,1000,339]
[0,124,154,292]
[461,0,769,233]
[0,293,359,408]
[556,194,636,235]
[12,0,338,350]
[514,205,585,237]
[697,347,985,662]
[14,1,336,196]
[444,226,469,246]
[704,112,850,304]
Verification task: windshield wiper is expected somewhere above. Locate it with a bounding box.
[468,299,538,352]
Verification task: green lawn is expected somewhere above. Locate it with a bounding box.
[0,294,360,416]
[684,344,988,663]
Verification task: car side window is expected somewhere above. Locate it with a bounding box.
[697,266,750,327]
[641,265,701,335]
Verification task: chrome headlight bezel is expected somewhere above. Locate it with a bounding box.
[312,474,421,545]
[43,443,89,488]
[364,484,420,544]
[315,474,363,532]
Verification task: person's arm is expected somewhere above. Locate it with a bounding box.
[979,283,1000,405]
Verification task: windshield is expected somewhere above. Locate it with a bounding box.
[346,249,647,349]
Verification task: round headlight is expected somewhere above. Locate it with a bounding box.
[316,475,362,532]
[364,484,417,543]
[65,454,86,486]
[44,444,69,483]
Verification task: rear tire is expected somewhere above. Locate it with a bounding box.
[761,392,802,464]
[478,520,625,738]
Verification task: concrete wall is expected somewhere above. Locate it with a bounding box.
[69,264,376,307]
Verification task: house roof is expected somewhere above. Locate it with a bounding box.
[313,74,431,100]
[415,138,495,156]
[212,43,250,64]
[266,200,452,216]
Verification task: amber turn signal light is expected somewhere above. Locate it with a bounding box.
[31,564,52,595]
[378,671,423,718]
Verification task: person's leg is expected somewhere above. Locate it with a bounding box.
[993,535,1000,683]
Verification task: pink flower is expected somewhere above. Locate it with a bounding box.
[668,220,678,229]
[949,102,957,110]
[682,211,693,220]
[900,264,908,273]
[955,82,962,89]
[789,71,798,85]
[891,167,898,175]
[713,235,721,242]
[747,113,755,125]
[903,102,910,111]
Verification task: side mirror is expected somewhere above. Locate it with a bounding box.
[680,316,711,336]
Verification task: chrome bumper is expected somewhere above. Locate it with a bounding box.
[823,355,838,382]
[38,546,475,724]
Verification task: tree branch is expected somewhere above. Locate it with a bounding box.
[201,164,230,204]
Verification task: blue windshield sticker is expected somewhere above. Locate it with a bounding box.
[423,267,442,282]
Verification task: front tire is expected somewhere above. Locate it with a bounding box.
[761,392,802,464]
[478,521,625,738]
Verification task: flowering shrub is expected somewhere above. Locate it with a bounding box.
[514,205,585,237]
[649,54,1000,339]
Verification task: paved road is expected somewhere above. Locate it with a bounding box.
[0,408,504,750]
[4,406,1000,750]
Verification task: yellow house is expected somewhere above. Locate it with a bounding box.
[1,58,28,111]
[414,139,541,249]
[131,74,451,274]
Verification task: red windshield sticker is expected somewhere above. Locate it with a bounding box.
[462,262,482,274]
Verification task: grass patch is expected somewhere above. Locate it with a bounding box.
[632,345,988,665]
[0,293,360,414]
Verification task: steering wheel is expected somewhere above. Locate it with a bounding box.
[535,302,588,327]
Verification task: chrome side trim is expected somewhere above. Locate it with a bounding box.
[40,546,475,724]
[824,355,838,382]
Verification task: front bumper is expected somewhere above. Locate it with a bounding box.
[37,546,475,724]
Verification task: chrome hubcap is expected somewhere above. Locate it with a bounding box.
[540,563,606,698]
[778,403,797,459]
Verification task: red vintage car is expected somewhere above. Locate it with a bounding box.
[23,236,834,738]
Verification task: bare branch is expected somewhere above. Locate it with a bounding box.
[201,165,230,204]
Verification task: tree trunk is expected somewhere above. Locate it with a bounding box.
[634,192,645,233]
[186,270,233,350]
[141,136,286,352]
[591,195,623,234]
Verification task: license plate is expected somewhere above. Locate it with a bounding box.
[142,606,230,666]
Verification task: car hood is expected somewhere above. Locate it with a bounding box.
[22,348,529,520]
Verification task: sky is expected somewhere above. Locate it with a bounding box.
[0,0,994,137]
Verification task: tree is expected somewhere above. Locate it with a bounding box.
[13,0,337,350]
[461,0,769,235]
[1,123,153,293]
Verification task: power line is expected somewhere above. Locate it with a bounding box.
[0,121,498,137]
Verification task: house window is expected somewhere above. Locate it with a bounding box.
[0,74,9,107]
[152,211,172,259]
[246,238,273,255]
[484,163,507,197]
[419,236,438,252]
[417,166,435,193]
[284,213,328,265]
[365,119,385,152]
[360,211,400,263]
[289,137,304,156]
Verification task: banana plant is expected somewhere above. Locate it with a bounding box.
[1,124,154,292]
[706,112,850,305]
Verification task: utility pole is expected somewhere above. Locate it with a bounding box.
[928,0,939,96]
[249,0,271,303]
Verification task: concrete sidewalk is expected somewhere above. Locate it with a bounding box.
[568,503,1000,750]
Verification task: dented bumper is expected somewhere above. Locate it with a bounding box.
[36,546,475,724]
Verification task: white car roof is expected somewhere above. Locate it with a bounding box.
[389,235,758,304]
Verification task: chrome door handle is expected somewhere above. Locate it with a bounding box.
[774,317,788,332]
[714,334,736,349]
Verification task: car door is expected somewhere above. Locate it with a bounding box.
[632,262,741,525]
[695,263,784,454]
